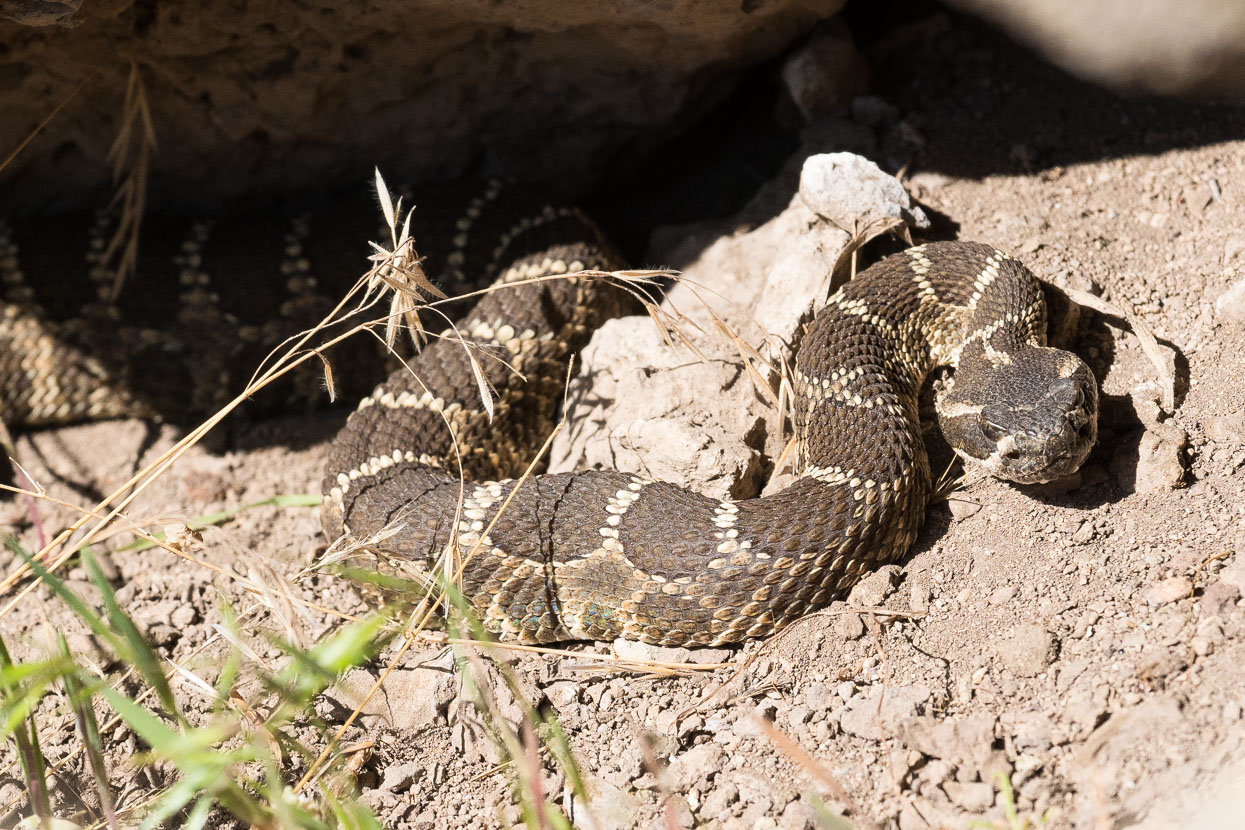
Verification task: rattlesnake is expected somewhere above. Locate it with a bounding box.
[0,184,1098,646]
[318,197,1099,646]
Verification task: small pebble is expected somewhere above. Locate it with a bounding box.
[1145,577,1192,606]
[997,624,1055,677]
[989,585,1017,605]
[943,780,995,812]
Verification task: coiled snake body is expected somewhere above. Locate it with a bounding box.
[1,186,1098,646]
[320,199,1099,646]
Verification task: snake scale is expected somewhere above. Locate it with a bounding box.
[1,181,1098,646]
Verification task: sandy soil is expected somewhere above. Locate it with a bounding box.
[2,11,1244,830]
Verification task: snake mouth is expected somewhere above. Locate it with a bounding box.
[980,416,1097,484]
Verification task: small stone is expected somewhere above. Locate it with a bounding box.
[545,680,580,711]
[989,585,1017,606]
[997,624,1056,677]
[777,796,819,830]
[665,795,694,828]
[1072,611,1100,638]
[804,681,834,712]
[920,758,952,787]
[1145,576,1192,606]
[1202,580,1241,614]
[836,681,857,701]
[1011,753,1043,786]
[613,638,731,665]
[1224,701,1243,721]
[1116,429,1188,493]
[1221,560,1245,591]
[1205,412,1245,443]
[1072,520,1096,544]
[170,603,197,628]
[943,780,995,812]
[379,763,418,792]
[948,498,982,519]
[835,611,865,640]
[786,706,812,728]
[571,778,640,830]
[799,153,930,233]
[847,564,903,607]
[840,685,930,741]
[700,779,739,818]
[1215,277,1245,324]
[888,748,922,784]
[780,20,869,119]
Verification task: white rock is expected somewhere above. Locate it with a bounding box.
[799,152,930,233]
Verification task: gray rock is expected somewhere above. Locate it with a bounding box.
[777,796,820,830]
[846,564,903,607]
[1115,427,1189,494]
[548,316,770,501]
[668,742,726,789]
[1203,580,1241,615]
[612,638,732,666]
[949,0,1245,96]
[1204,412,1245,443]
[544,679,581,712]
[997,624,1056,677]
[331,663,456,731]
[1215,279,1245,324]
[943,780,995,812]
[840,685,931,741]
[799,153,930,233]
[804,681,834,712]
[1145,576,1192,606]
[379,762,421,793]
[4,0,849,209]
[899,714,997,776]
[569,778,640,830]
[1221,560,1245,592]
[835,611,865,640]
[781,19,869,119]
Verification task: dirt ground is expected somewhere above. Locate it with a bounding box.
[3,11,1245,830]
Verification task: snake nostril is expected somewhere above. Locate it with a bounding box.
[1001,447,1022,461]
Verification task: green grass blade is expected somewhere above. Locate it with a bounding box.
[81,551,179,717]
[0,632,52,819]
[58,634,118,830]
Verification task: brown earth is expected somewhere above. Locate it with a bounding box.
[2,10,1245,830]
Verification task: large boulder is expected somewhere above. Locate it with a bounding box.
[0,0,844,208]
[948,0,1245,97]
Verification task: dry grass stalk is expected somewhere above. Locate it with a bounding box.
[751,715,871,828]
[830,216,909,290]
[0,75,92,175]
[102,62,157,302]
[1057,284,1176,411]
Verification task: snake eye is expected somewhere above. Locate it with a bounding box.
[1049,377,1083,408]
[980,417,1009,443]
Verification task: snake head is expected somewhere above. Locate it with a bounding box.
[938,347,1098,485]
